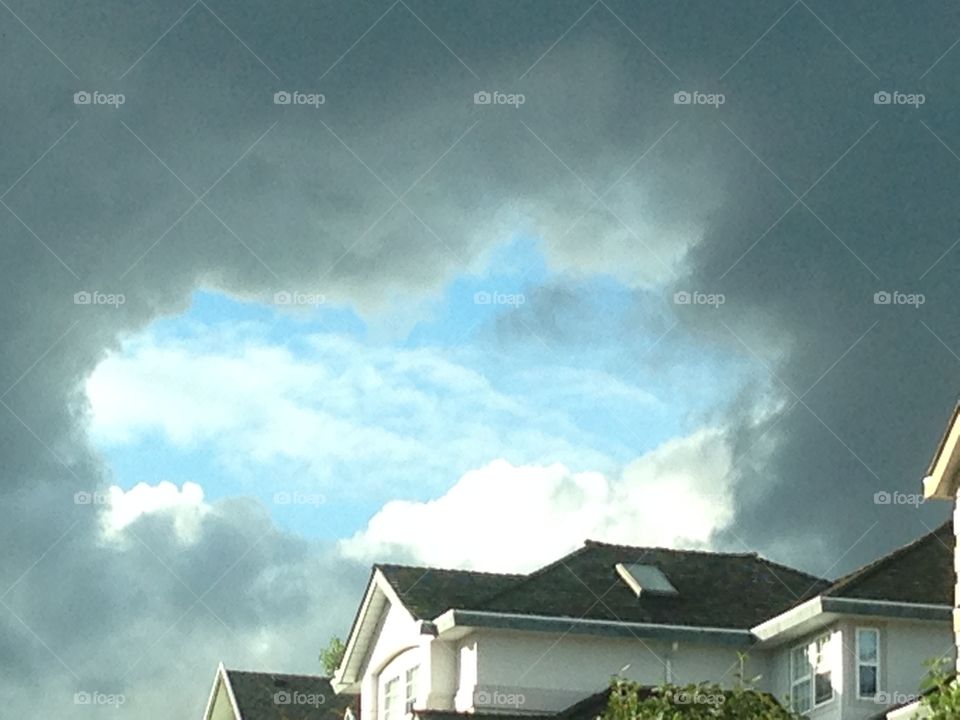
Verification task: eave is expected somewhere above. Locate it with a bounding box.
[923,401,960,500]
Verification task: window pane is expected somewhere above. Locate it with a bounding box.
[792,680,811,713]
[858,630,878,663]
[859,665,878,697]
[384,677,399,720]
[815,671,832,704]
[791,647,809,681]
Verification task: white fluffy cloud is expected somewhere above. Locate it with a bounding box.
[340,428,734,572]
[83,327,661,500]
[102,481,210,544]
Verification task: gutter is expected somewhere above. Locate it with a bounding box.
[752,596,951,643]
[434,609,755,647]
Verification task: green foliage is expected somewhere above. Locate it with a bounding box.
[319,636,347,676]
[920,656,960,718]
[601,656,802,720]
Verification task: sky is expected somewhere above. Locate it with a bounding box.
[2,0,960,717]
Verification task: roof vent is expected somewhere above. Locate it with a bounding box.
[616,563,679,597]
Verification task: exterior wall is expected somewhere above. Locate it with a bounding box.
[768,619,952,720]
[467,628,770,714]
[360,603,423,720]
[209,681,235,720]
[769,624,843,720]
[955,498,960,675]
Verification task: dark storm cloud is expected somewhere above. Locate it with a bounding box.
[3,0,960,716]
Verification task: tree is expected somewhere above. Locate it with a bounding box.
[601,667,803,720]
[921,657,960,718]
[319,636,346,676]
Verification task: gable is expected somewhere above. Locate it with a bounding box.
[823,520,953,605]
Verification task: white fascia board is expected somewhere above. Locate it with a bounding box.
[435,609,753,646]
[752,596,952,645]
[333,569,419,693]
[924,405,960,499]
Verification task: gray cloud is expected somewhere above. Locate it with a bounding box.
[3,0,960,716]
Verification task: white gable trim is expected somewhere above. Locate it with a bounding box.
[202,663,243,720]
[924,402,960,499]
[333,569,418,693]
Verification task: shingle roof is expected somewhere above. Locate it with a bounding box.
[225,669,356,720]
[380,542,829,630]
[476,540,830,630]
[823,520,953,605]
[375,564,524,620]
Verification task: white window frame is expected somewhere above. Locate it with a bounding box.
[856,627,881,700]
[382,675,400,720]
[790,644,812,714]
[790,632,835,713]
[811,633,834,707]
[404,665,419,715]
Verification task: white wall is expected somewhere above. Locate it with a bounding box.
[768,618,952,720]
[468,628,770,713]
[360,602,422,720]
[842,618,952,720]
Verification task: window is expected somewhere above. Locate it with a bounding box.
[812,635,833,706]
[790,632,834,713]
[790,645,812,714]
[856,628,880,699]
[404,666,419,714]
[382,676,399,720]
[615,563,679,597]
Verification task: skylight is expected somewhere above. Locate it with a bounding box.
[616,563,679,597]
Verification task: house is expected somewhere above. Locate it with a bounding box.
[201,663,357,720]
[881,401,960,719]
[202,402,960,719]
[331,522,954,720]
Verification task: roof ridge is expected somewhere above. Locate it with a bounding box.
[754,555,829,586]
[824,519,952,597]
[224,668,332,680]
[374,562,525,578]
[476,543,596,609]
[583,538,757,558]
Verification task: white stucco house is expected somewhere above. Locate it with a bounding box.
[201,402,960,720]
[328,520,953,720]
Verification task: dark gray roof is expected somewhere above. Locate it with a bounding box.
[225,669,356,720]
[478,540,829,630]
[380,541,829,630]
[824,520,953,605]
[375,564,524,620]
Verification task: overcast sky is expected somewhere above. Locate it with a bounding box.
[3,1,960,717]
